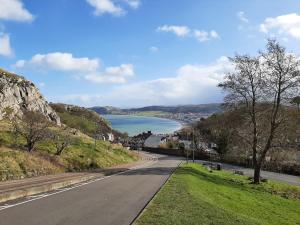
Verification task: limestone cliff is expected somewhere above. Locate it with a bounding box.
[0,68,61,125]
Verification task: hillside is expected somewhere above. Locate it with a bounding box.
[0,69,137,181]
[50,103,113,138]
[51,103,128,139]
[90,106,124,115]
[0,120,137,180]
[0,68,60,125]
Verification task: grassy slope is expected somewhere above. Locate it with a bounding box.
[0,147,63,181]
[57,111,100,136]
[135,163,300,225]
[0,121,137,181]
[50,103,112,137]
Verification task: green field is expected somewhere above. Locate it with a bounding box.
[135,163,300,225]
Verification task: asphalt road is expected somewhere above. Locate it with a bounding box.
[196,160,300,186]
[0,154,181,225]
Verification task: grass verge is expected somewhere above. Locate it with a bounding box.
[135,163,300,225]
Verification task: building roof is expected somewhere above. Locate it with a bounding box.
[144,135,165,148]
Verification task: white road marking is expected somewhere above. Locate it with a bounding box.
[26,194,50,199]
[0,156,158,212]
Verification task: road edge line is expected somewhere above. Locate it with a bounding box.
[0,155,158,210]
[130,160,183,225]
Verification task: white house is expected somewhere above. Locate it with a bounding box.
[108,133,114,142]
[144,135,166,148]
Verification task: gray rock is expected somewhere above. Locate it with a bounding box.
[0,69,61,125]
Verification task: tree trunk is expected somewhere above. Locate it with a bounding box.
[27,142,34,152]
[27,137,35,152]
[56,146,64,155]
[253,162,261,184]
[56,149,62,155]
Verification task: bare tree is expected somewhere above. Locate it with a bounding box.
[219,40,300,184]
[14,111,51,152]
[53,133,72,155]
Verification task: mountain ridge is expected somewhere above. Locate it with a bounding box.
[91,103,221,115]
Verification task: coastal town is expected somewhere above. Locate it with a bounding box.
[0,1,300,225]
[112,130,219,160]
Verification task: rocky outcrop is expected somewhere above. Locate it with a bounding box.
[0,68,61,125]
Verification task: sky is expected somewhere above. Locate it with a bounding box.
[1,0,300,107]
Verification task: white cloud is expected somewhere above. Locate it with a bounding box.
[85,64,134,83]
[113,57,232,105]
[0,33,13,57]
[157,25,190,37]
[62,57,232,107]
[194,30,219,42]
[193,30,209,42]
[14,52,134,84]
[210,30,219,39]
[157,25,220,42]
[86,0,124,16]
[237,11,249,23]
[86,0,140,16]
[0,0,34,22]
[39,82,45,88]
[149,46,159,53]
[15,52,100,72]
[59,94,103,104]
[260,13,300,39]
[124,0,140,9]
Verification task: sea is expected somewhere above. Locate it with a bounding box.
[102,115,182,136]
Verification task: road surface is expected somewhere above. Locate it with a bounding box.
[0,153,181,225]
[197,160,300,186]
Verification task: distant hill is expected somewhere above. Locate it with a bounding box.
[126,104,221,114]
[90,106,123,115]
[91,104,221,115]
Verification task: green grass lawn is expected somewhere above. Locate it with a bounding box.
[135,163,300,225]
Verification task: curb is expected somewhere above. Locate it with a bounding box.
[0,174,96,204]
[0,155,155,204]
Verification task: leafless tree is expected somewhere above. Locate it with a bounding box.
[53,133,72,155]
[14,111,51,152]
[219,40,300,184]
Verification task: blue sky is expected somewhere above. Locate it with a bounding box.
[1,0,300,107]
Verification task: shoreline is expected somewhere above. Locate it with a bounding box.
[104,113,190,126]
[103,114,184,136]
